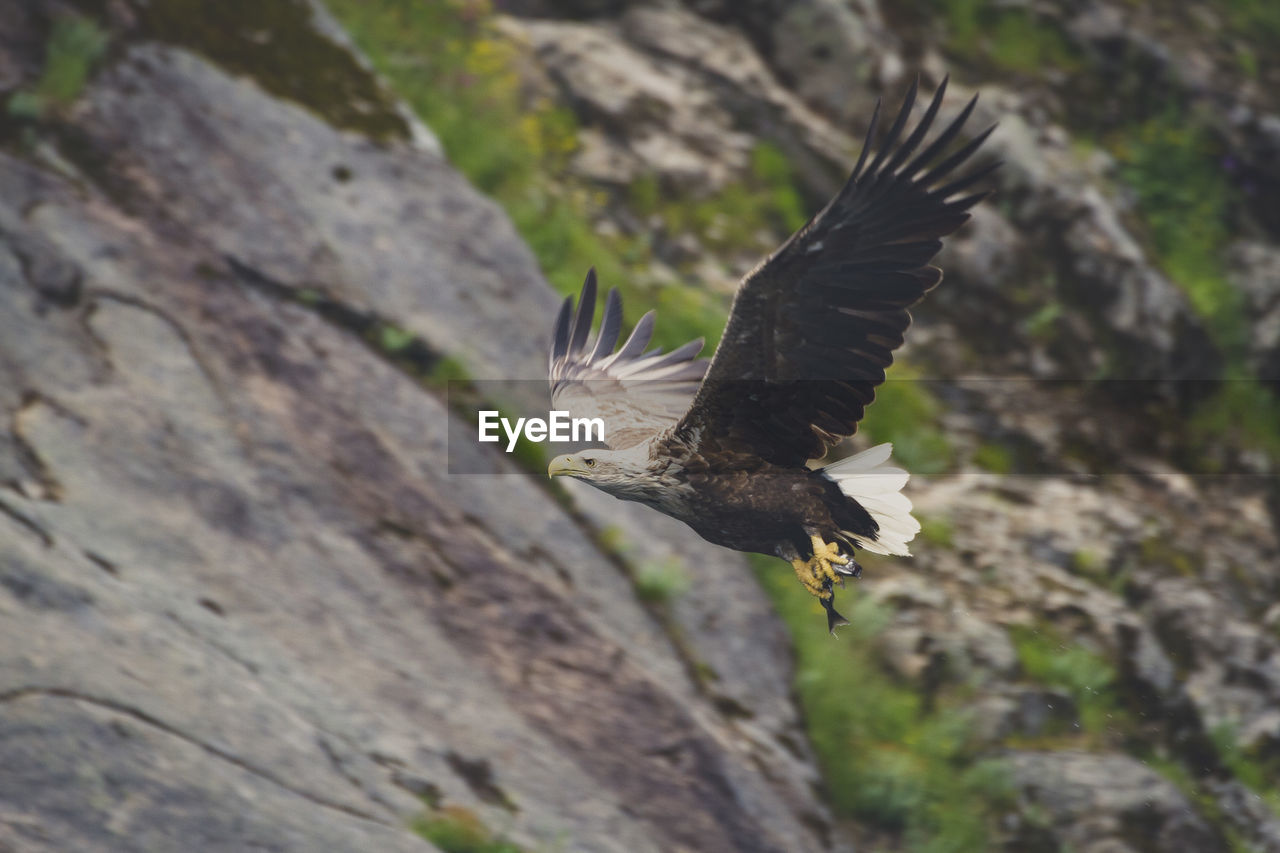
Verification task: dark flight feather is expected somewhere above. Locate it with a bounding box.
[670,76,994,466]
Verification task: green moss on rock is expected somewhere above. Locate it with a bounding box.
[412,806,526,853]
[1009,625,1122,739]
[127,0,409,141]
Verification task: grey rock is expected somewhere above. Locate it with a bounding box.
[868,574,1019,686]
[970,687,1080,743]
[502,4,855,199]
[976,107,1220,387]
[1144,577,1280,754]
[1203,777,1280,853]
[1228,240,1280,381]
[0,0,43,95]
[1007,751,1224,852]
[511,15,756,193]
[766,0,891,124]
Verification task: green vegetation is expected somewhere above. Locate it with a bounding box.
[971,442,1014,475]
[751,555,1013,850]
[916,1,1280,470]
[633,557,692,604]
[504,416,552,475]
[1009,626,1121,738]
[1109,105,1280,466]
[864,373,956,476]
[426,356,472,390]
[378,324,416,353]
[1187,379,1280,468]
[629,143,810,255]
[1140,707,1280,836]
[1115,110,1241,354]
[1223,0,1280,64]
[1209,722,1280,817]
[598,527,692,604]
[7,14,108,119]
[1068,548,1128,593]
[1142,752,1259,852]
[1021,300,1062,342]
[1234,44,1259,79]
[594,525,628,558]
[917,515,955,548]
[928,0,1081,75]
[1070,549,1100,576]
[1138,535,1198,578]
[277,1,1280,845]
[411,806,525,853]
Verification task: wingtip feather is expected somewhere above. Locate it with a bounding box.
[866,78,920,176]
[551,295,573,365]
[589,288,624,362]
[568,268,598,356]
[850,96,884,183]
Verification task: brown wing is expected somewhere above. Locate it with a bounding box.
[670,76,996,467]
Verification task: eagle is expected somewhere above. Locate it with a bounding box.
[546,78,995,632]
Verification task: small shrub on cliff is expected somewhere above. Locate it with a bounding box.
[1209,722,1280,817]
[927,0,1080,75]
[862,370,956,476]
[1115,110,1242,355]
[7,14,108,119]
[1010,626,1121,738]
[412,806,524,853]
[634,557,692,604]
[1114,108,1280,465]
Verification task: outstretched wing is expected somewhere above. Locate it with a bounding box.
[549,270,708,449]
[670,76,996,466]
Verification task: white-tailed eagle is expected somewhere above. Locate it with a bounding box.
[547,78,995,632]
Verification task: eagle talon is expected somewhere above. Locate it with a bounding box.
[812,537,848,564]
[802,534,850,585]
[790,558,828,598]
[792,535,860,631]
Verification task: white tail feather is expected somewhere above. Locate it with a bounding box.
[821,443,920,556]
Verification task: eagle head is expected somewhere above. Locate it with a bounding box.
[547,448,659,500]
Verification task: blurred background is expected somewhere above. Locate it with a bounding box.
[1,0,1278,851]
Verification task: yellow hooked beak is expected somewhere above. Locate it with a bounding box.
[547,454,577,479]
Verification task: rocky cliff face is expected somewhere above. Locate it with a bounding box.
[0,3,829,852]
[2,1,1279,852]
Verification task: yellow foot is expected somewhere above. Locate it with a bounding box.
[790,535,854,635]
[790,535,850,597]
[790,556,828,598]
[808,534,850,585]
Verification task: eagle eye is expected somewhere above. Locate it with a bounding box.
[584,457,596,468]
